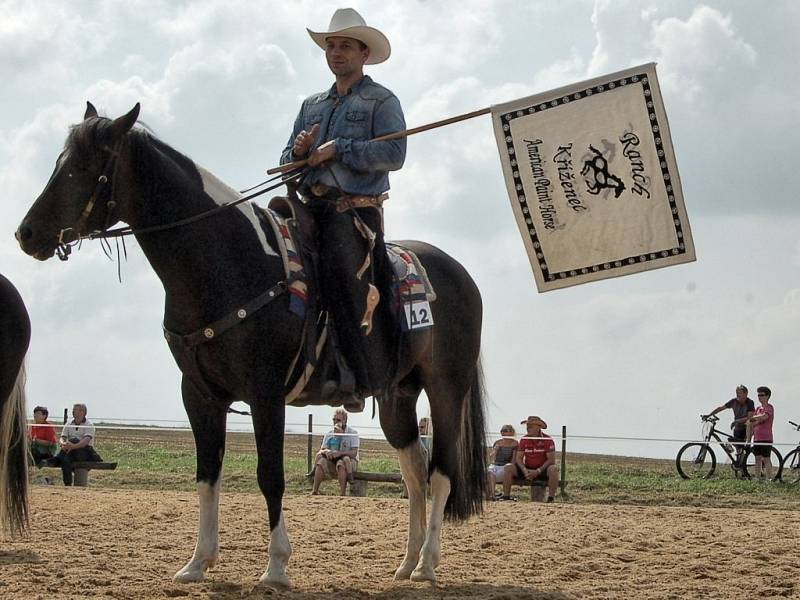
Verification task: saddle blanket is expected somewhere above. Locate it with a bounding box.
[386,243,436,332]
[265,209,436,331]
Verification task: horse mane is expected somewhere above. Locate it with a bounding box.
[66,117,204,194]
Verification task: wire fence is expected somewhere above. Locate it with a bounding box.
[28,418,800,448]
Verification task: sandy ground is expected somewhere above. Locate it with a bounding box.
[0,487,798,599]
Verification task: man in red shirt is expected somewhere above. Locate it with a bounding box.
[504,415,559,502]
[29,405,58,465]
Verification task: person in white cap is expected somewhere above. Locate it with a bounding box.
[279,8,406,408]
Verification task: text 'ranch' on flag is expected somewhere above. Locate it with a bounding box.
[492,63,695,292]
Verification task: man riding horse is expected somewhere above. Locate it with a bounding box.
[279,8,406,410]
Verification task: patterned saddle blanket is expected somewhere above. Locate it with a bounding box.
[256,200,437,404]
[260,203,436,330]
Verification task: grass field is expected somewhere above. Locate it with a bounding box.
[35,425,800,510]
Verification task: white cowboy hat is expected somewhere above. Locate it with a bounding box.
[307,8,391,65]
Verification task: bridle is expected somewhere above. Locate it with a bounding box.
[55,134,304,261]
[56,139,124,261]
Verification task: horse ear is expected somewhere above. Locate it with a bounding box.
[84,101,98,120]
[111,103,141,137]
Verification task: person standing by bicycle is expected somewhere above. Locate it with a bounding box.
[747,386,775,480]
[702,384,755,465]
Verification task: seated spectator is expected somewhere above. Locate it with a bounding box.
[418,417,432,456]
[504,415,559,503]
[486,425,518,500]
[312,409,359,496]
[324,423,345,454]
[748,386,775,480]
[29,406,58,466]
[314,422,355,482]
[47,403,103,486]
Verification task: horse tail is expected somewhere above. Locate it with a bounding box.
[443,355,487,521]
[0,361,29,536]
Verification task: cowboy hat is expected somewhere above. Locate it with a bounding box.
[520,416,548,429]
[307,8,391,65]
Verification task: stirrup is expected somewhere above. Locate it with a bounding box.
[342,394,365,413]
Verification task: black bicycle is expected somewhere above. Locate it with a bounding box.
[676,415,782,480]
[777,420,800,484]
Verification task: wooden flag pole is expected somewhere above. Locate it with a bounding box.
[266,106,491,175]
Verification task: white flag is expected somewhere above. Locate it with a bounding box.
[492,63,695,292]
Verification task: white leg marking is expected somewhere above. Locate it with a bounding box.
[411,470,450,583]
[174,480,220,582]
[259,512,292,589]
[394,443,429,580]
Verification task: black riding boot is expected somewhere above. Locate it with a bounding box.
[312,201,394,406]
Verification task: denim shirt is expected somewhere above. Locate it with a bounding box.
[280,75,406,196]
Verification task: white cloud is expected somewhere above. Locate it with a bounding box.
[651,6,757,101]
[4,2,800,457]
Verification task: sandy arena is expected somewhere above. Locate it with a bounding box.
[1,487,798,599]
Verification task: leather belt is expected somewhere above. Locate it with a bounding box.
[335,193,388,212]
[306,184,388,212]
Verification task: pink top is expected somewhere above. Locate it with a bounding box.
[752,404,774,442]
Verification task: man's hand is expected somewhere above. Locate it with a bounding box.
[60,440,72,452]
[307,140,337,167]
[292,123,320,158]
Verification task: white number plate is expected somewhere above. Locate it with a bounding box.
[403,300,434,331]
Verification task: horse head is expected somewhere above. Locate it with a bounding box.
[16,101,140,260]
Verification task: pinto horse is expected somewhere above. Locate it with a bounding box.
[0,273,31,537]
[16,103,487,586]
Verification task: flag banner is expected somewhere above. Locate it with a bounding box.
[492,63,695,292]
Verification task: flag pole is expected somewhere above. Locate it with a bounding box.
[266,106,491,175]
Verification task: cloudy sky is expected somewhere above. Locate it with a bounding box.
[2,0,799,458]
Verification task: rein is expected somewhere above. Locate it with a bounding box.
[88,169,303,241]
[55,138,304,260]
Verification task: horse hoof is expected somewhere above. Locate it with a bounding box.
[258,573,291,590]
[173,557,216,583]
[410,565,436,583]
[173,569,206,583]
[393,562,415,580]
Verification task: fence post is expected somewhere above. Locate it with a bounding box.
[307,413,313,475]
[560,425,567,496]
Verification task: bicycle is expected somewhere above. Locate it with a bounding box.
[777,420,800,484]
[675,415,782,480]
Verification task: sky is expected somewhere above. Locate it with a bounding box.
[2,0,799,459]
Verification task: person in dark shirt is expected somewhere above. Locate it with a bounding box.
[702,384,755,464]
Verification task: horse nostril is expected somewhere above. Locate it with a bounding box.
[16,225,33,242]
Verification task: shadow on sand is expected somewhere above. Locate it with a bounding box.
[168,581,578,600]
[0,549,43,565]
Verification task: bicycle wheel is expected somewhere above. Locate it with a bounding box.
[676,443,716,479]
[740,445,783,481]
[779,448,800,484]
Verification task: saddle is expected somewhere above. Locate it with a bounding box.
[259,194,435,408]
